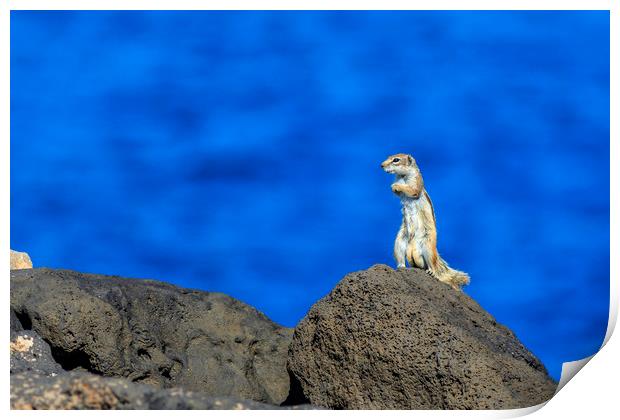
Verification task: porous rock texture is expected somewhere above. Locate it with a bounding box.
[11,371,315,410]
[10,268,293,405]
[286,264,557,409]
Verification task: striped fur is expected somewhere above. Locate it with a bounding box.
[382,153,470,290]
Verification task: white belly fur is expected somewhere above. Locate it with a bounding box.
[401,195,430,265]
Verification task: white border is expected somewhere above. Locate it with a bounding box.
[2,1,616,419]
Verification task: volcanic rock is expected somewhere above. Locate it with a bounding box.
[10,268,292,405]
[10,371,315,410]
[11,329,64,377]
[286,264,557,409]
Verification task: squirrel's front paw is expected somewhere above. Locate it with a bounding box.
[391,184,403,194]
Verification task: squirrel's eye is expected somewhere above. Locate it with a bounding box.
[393,158,400,163]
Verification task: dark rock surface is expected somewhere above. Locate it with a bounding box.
[11,371,316,410]
[11,310,24,333]
[286,264,558,409]
[11,329,64,376]
[10,268,293,405]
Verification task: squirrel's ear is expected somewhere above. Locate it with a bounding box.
[408,155,414,165]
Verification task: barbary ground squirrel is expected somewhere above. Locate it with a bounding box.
[381,153,470,290]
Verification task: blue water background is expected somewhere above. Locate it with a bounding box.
[10,11,610,380]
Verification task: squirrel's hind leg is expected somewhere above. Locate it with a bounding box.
[394,223,408,268]
[406,242,425,269]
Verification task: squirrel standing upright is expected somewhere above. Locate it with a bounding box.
[381,153,470,290]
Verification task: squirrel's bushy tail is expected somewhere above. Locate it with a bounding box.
[428,254,470,290]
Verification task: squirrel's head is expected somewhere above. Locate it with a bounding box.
[381,153,416,176]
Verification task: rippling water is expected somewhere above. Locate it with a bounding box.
[11,11,609,380]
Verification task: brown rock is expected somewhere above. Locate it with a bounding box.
[286,264,557,409]
[10,250,32,270]
[10,336,34,353]
[11,268,292,405]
